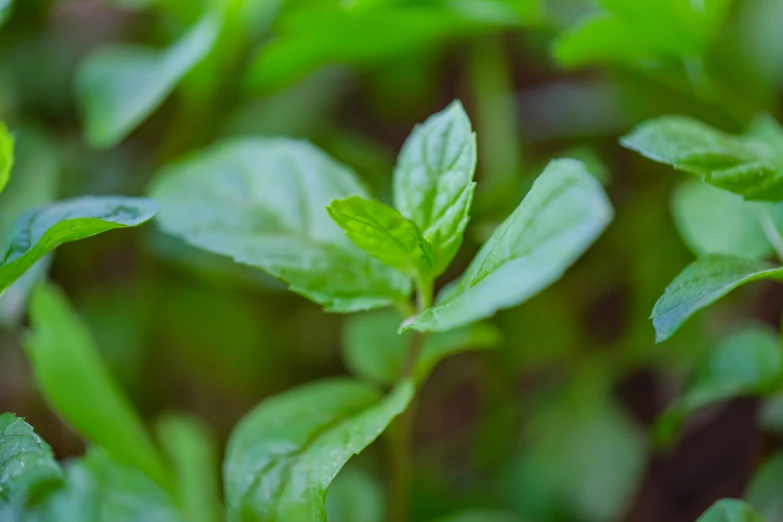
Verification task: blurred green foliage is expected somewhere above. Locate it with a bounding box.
[4,0,783,520]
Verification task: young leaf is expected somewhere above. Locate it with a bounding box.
[0,122,13,195]
[393,100,477,276]
[157,415,221,522]
[621,116,783,201]
[223,378,414,522]
[651,256,783,343]
[0,414,62,506]
[697,499,764,522]
[0,196,157,295]
[76,14,219,148]
[26,283,170,489]
[327,196,434,278]
[342,309,499,385]
[671,181,774,259]
[745,452,783,522]
[655,326,782,445]
[405,159,612,333]
[150,138,411,313]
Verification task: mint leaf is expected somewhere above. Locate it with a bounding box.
[672,181,774,258]
[157,415,220,522]
[393,100,477,276]
[0,414,62,506]
[652,256,783,343]
[150,138,411,313]
[0,123,13,195]
[327,196,433,278]
[655,326,782,445]
[746,452,783,522]
[26,283,170,489]
[343,309,499,385]
[76,14,219,148]
[554,0,731,68]
[406,159,612,332]
[38,448,181,522]
[224,379,413,522]
[697,500,764,522]
[621,116,783,201]
[0,196,156,295]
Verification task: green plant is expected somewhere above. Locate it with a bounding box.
[0,102,612,521]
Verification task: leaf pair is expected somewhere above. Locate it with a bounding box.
[326,100,477,288]
[621,114,783,341]
[554,0,732,68]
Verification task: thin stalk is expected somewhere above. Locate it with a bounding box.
[388,273,433,522]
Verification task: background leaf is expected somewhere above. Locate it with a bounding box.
[325,465,384,522]
[76,14,220,148]
[0,414,62,507]
[655,325,782,445]
[697,499,764,521]
[26,283,170,489]
[156,415,221,522]
[651,255,783,343]
[0,196,157,294]
[671,180,775,258]
[621,116,783,201]
[406,158,612,332]
[150,138,411,312]
[745,451,783,522]
[0,122,13,195]
[224,378,414,522]
[393,100,477,276]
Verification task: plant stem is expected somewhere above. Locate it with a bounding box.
[388,274,433,522]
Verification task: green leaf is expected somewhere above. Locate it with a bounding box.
[76,14,219,148]
[0,128,59,326]
[0,123,13,196]
[746,452,783,522]
[671,181,775,259]
[26,283,170,489]
[0,414,62,506]
[150,138,411,313]
[502,386,645,522]
[621,116,783,201]
[553,0,731,68]
[342,309,500,385]
[38,448,181,522]
[405,159,612,332]
[327,196,434,278]
[697,499,764,522]
[651,255,783,343]
[0,196,157,295]
[224,379,414,522]
[655,326,782,445]
[429,511,525,522]
[157,415,220,522]
[242,7,503,92]
[325,466,384,522]
[393,100,477,276]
